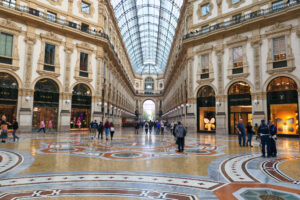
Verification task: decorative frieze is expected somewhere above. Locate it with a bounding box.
[24,32,36,89]
[251,35,262,90]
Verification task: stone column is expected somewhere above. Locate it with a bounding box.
[59,43,73,132]
[19,32,36,132]
[251,36,265,126]
[93,50,104,122]
[215,43,226,134]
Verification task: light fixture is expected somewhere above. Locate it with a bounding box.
[177,106,181,109]
[97,102,102,106]
[186,103,190,107]
[25,96,31,101]
[65,99,71,104]
[253,99,259,105]
[104,102,107,106]
[181,104,184,107]
[216,102,221,107]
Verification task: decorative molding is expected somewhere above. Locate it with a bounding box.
[265,23,295,74]
[46,0,63,6]
[226,34,248,47]
[40,32,62,44]
[77,0,95,19]
[226,0,246,9]
[251,36,261,90]
[76,43,95,52]
[0,19,22,71]
[24,33,37,88]
[197,0,214,20]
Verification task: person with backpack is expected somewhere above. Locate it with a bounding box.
[110,123,115,140]
[175,121,186,152]
[90,120,98,139]
[104,120,111,140]
[12,119,19,142]
[98,121,104,139]
[144,121,149,134]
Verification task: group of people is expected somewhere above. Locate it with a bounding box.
[90,119,115,140]
[237,119,277,157]
[135,120,167,135]
[0,115,19,143]
[37,119,54,133]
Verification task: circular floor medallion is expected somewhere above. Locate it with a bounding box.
[102,152,149,160]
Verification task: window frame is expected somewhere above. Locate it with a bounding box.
[81,1,91,14]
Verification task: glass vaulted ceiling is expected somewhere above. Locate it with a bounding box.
[110,0,184,74]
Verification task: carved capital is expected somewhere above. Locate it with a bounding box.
[250,36,262,47]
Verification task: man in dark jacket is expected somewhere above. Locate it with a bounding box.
[175,121,186,152]
[268,120,277,157]
[97,122,104,139]
[258,120,271,157]
[12,119,19,142]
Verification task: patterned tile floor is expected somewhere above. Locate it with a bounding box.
[0,128,299,200]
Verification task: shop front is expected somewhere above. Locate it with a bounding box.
[228,82,252,135]
[0,72,18,128]
[197,86,216,133]
[32,79,59,132]
[267,77,299,136]
[71,83,91,130]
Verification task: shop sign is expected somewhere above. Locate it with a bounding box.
[0,88,18,99]
[228,94,251,105]
[34,91,59,103]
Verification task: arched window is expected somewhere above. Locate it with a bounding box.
[145,77,154,91]
[0,72,18,89]
[197,85,215,98]
[73,83,91,96]
[34,79,59,93]
[267,76,297,92]
[228,81,251,95]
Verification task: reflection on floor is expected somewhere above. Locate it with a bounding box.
[0,128,299,200]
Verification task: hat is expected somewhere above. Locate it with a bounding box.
[261,119,265,123]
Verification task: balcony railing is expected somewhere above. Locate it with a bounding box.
[183,1,300,41]
[0,0,126,71]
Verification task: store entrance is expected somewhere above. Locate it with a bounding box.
[32,79,59,132]
[71,84,92,130]
[228,82,252,135]
[0,72,18,128]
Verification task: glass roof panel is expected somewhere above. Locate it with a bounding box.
[111,0,183,74]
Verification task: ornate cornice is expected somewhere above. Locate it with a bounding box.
[0,19,22,33]
[76,43,95,52]
[226,34,248,46]
[40,32,62,44]
[265,23,292,36]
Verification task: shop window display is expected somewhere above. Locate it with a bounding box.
[267,77,299,135]
[197,86,216,132]
[0,72,18,128]
[71,84,91,129]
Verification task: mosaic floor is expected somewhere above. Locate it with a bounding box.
[0,128,299,200]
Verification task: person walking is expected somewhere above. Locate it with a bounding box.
[144,121,149,134]
[254,123,259,140]
[160,121,164,134]
[48,120,53,133]
[104,120,111,140]
[38,120,46,133]
[90,120,98,139]
[172,122,177,137]
[12,119,19,142]
[110,123,115,140]
[149,120,153,134]
[268,120,277,157]
[0,115,8,143]
[97,121,104,139]
[258,120,271,157]
[156,121,161,135]
[135,121,140,134]
[175,121,186,152]
[246,122,254,147]
[236,119,246,147]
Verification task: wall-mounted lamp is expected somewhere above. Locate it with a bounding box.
[25,96,31,101]
[177,106,181,109]
[181,104,184,107]
[104,102,107,106]
[253,99,259,105]
[97,102,102,106]
[65,99,71,104]
[216,101,222,107]
[186,103,190,107]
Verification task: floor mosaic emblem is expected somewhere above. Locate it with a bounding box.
[0,150,23,175]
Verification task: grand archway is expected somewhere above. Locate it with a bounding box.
[142,100,156,121]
